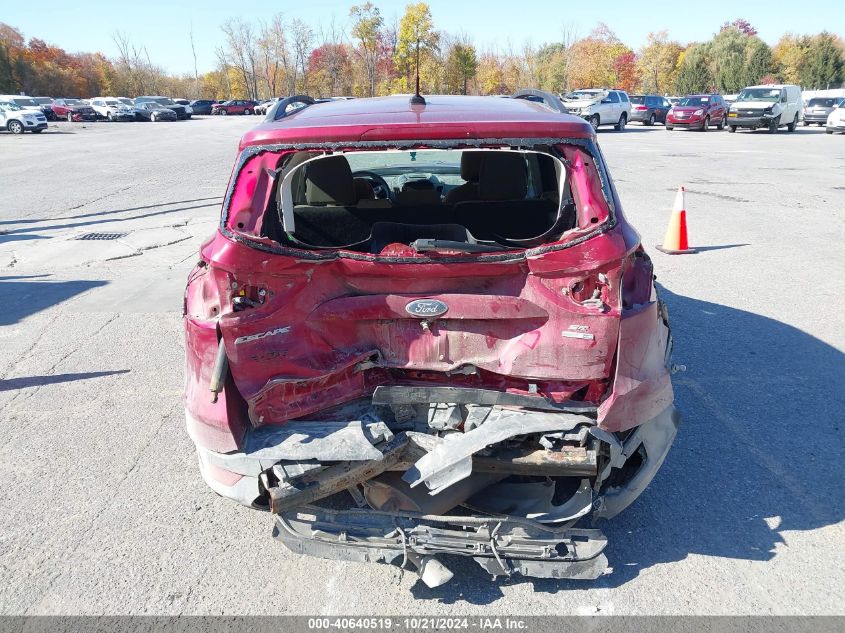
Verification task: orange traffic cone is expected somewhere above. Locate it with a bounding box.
[656,186,697,254]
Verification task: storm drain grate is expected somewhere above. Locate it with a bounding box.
[76,232,128,241]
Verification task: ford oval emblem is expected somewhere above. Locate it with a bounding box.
[405,298,448,318]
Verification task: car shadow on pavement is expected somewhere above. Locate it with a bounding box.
[411,285,844,602]
[0,276,107,326]
[0,196,222,226]
[0,201,220,236]
[690,243,750,252]
[0,370,130,391]
[0,233,48,244]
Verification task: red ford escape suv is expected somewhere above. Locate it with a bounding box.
[183,94,681,586]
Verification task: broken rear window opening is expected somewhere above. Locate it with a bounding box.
[223,144,613,258]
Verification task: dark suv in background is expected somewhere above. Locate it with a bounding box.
[189,99,217,115]
[134,96,190,120]
[629,95,672,125]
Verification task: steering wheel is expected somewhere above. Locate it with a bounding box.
[352,170,391,200]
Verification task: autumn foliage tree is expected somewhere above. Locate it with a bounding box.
[2,10,844,103]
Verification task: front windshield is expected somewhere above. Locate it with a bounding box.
[12,98,38,107]
[33,97,52,105]
[64,99,80,105]
[154,98,175,105]
[118,98,133,105]
[737,88,781,103]
[563,90,602,101]
[679,96,710,107]
[0,102,23,111]
[105,99,120,106]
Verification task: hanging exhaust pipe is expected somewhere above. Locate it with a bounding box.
[209,339,228,403]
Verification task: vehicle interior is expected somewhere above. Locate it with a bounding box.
[260,149,576,253]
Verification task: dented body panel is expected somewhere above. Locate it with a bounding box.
[183,95,680,584]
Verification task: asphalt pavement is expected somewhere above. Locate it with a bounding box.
[0,115,843,615]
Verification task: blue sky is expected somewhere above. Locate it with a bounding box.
[4,0,842,74]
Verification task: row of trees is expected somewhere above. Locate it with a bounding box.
[1,7,843,101]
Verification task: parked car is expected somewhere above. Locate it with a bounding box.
[561,88,631,131]
[183,94,680,586]
[173,99,195,116]
[826,98,845,134]
[211,99,258,115]
[0,101,48,133]
[629,94,672,125]
[254,98,280,115]
[133,101,178,122]
[803,97,838,126]
[51,98,97,122]
[188,99,216,115]
[0,95,44,116]
[665,94,727,131]
[31,97,56,120]
[727,84,802,133]
[134,96,190,119]
[90,97,135,121]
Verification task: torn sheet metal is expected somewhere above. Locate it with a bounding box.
[201,420,387,477]
[403,410,594,494]
[244,420,386,461]
[597,300,674,433]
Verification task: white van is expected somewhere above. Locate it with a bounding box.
[727,84,803,133]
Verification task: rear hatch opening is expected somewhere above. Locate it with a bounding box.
[222,144,614,259]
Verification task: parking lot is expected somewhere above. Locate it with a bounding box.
[0,116,843,615]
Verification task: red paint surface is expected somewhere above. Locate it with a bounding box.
[184,96,673,450]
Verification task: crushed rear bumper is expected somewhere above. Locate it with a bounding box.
[274,506,608,580]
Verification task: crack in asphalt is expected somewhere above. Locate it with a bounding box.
[69,185,135,211]
[0,313,120,413]
[21,401,178,615]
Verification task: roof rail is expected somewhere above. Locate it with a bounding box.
[511,89,569,114]
[266,95,316,122]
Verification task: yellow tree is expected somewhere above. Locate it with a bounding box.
[394,2,439,93]
[476,51,507,94]
[567,24,624,88]
[637,31,683,94]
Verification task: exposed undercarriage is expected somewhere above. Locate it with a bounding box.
[190,387,679,587]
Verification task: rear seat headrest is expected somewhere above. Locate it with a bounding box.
[460,151,486,183]
[478,152,528,201]
[305,155,356,205]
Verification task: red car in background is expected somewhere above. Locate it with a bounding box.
[51,98,97,122]
[211,100,258,115]
[666,94,727,131]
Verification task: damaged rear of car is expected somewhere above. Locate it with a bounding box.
[183,95,680,585]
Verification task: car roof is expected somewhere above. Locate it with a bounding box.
[241,95,594,148]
